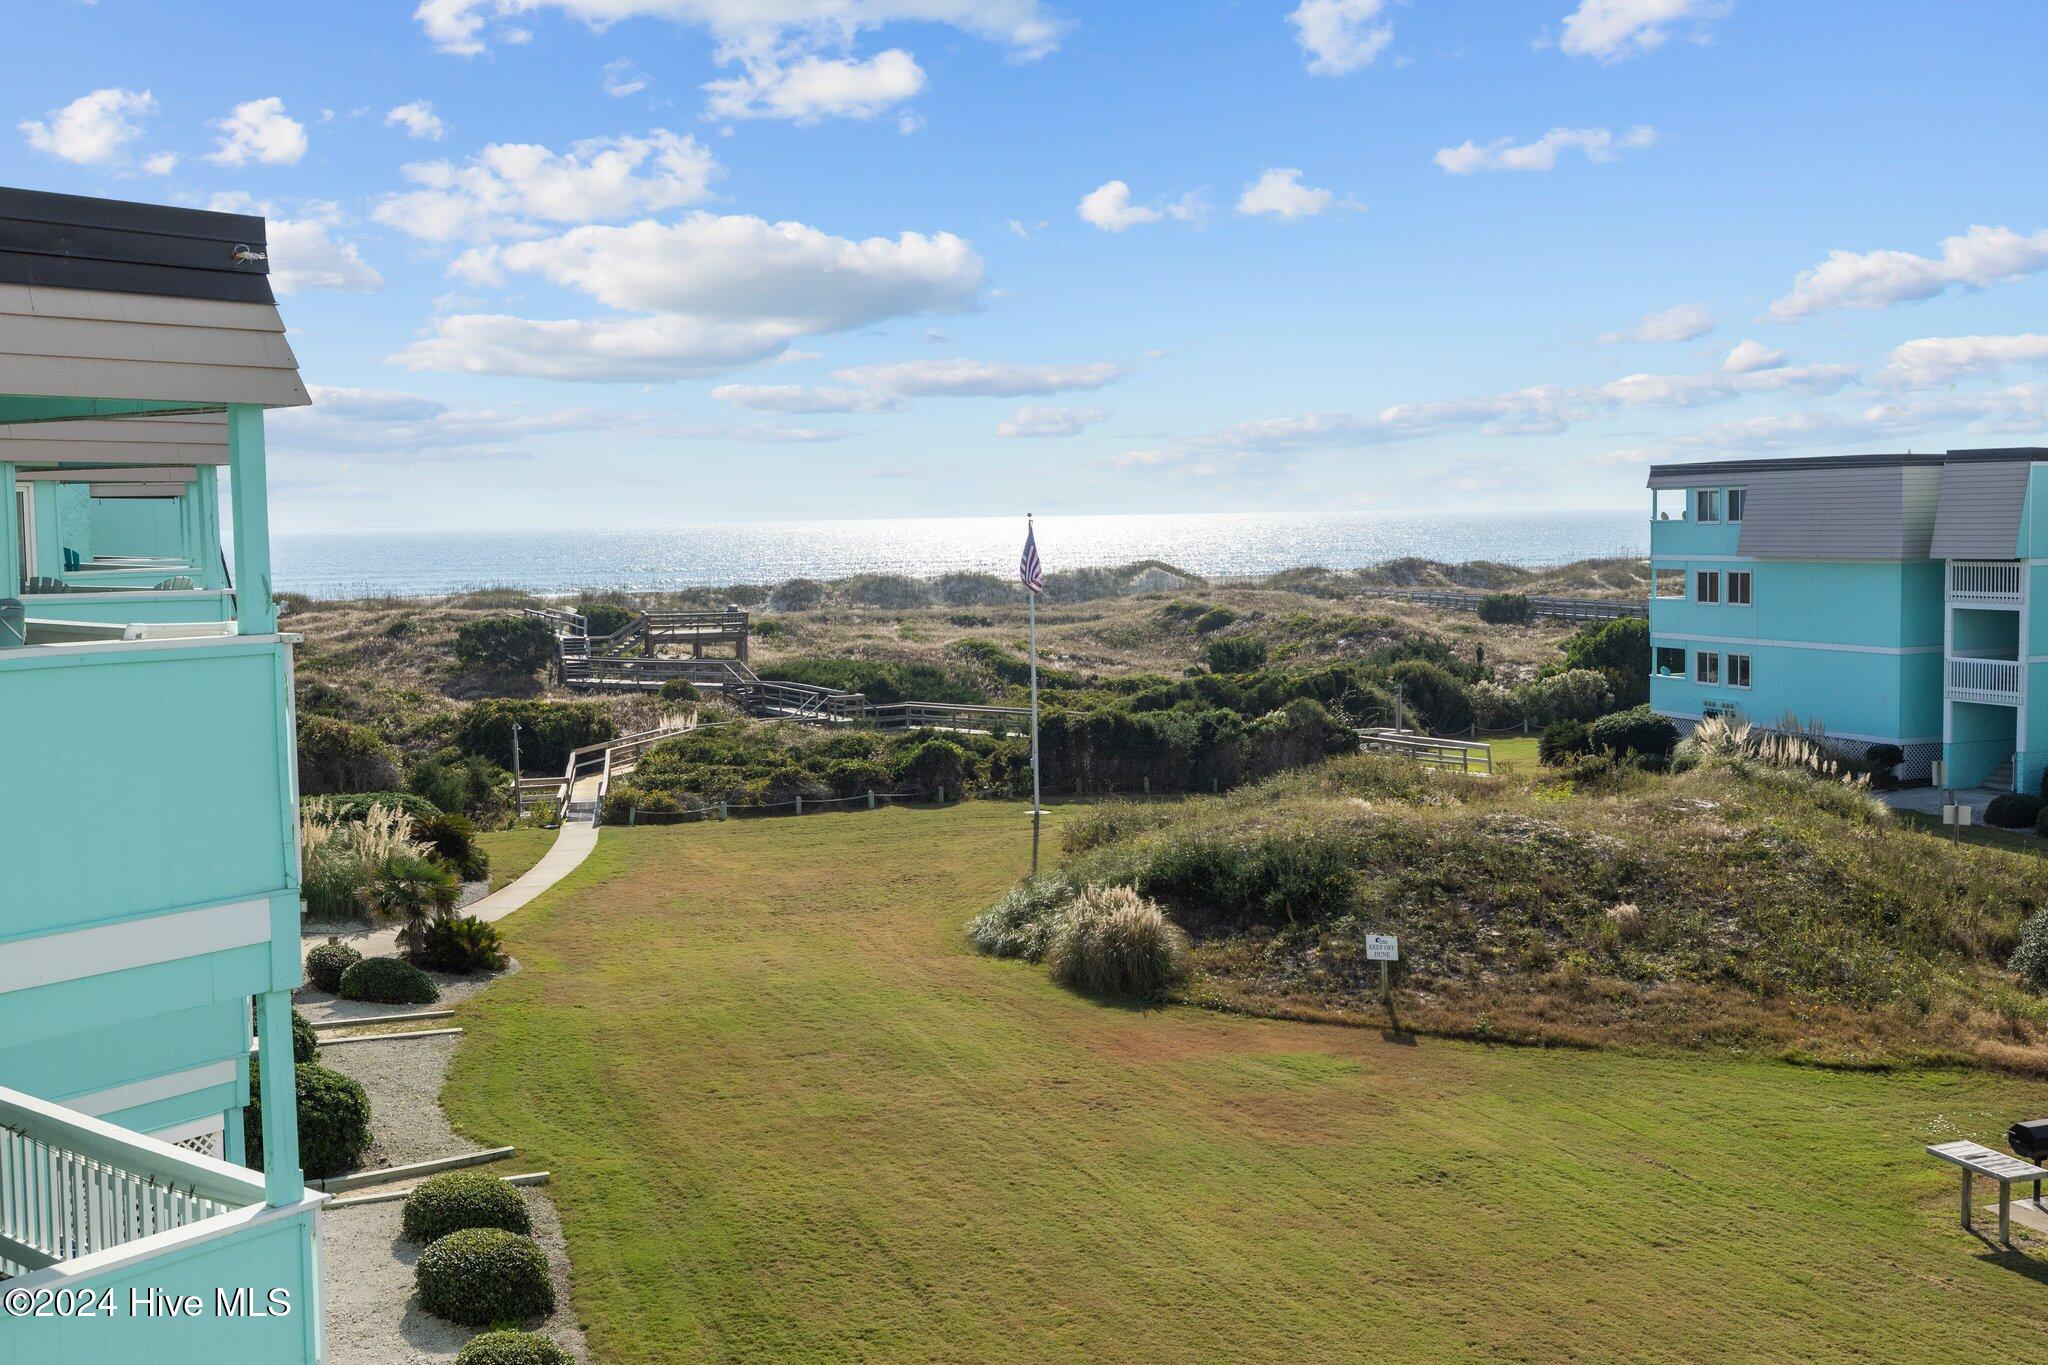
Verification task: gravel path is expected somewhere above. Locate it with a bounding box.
[321,1196,592,1364]
[294,964,511,1026]
[318,1034,481,1171]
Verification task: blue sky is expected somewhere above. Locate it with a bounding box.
[5,0,2046,532]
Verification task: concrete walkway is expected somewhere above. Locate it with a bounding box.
[302,817,601,961]
[1878,785,2010,821]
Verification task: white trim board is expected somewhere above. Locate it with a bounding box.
[0,898,270,994]
[1650,709,1938,746]
[61,1060,238,1119]
[1652,633,1941,655]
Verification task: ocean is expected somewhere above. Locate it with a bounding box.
[271,509,1646,598]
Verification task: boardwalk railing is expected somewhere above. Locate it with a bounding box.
[1366,589,1644,622]
[1356,728,1493,775]
[519,605,587,637]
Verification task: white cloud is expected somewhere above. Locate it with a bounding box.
[1880,333,2048,388]
[996,404,1107,437]
[1558,0,1729,62]
[831,358,1127,397]
[1721,339,1786,373]
[711,383,900,413]
[20,87,156,165]
[603,58,649,97]
[415,0,1064,58]
[1435,125,1655,174]
[207,97,309,166]
[269,214,386,295]
[385,100,446,140]
[705,49,924,123]
[1236,168,1341,220]
[1598,303,1714,344]
[373,130,720,242]
[141,152,179,175]
[1287,0,1393,74]
[1768,225,2048,321]
[1077,180,1204,232]
[396,213,984,382]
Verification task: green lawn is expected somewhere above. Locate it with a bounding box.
[443,804,2048,1363]
[1483,732,1541,771]
[475,826,557,891]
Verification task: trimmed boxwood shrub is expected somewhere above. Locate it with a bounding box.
[1588,705,1679,763]
[1538,719,1593,766]
[658,678,701,704]
[403,1170,533,1244]
[456,1332,570,1365]
[415,1228,556,1328]
[1984,792,2045,829]
[292,1008,319,1064]
[305,941,362,993]
[245,1061,372,1179]
[338,955,441,1005]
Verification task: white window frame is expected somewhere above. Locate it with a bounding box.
[1727,653,1751,689]
[1696,570,1720,604]
[1726,570,1752,606]
[1655,645,1686,676]
[1695,488,1721,523]
[1726,487,1746,523]
[1696,651,1721,685]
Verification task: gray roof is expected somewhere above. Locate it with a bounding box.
[0,187,274,304]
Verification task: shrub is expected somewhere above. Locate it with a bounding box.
[408,750,514,827]
[1588,705,1679,763]
[1476,592,1534,625]
[840,573,933,609]
[292,1008,319,1064]
[454,615,556,677]
[1984,793,2045,829]
[338,955,441,1005]
[1514,669,1613,726]
[1864,743,1906,789]
[659,678,701,704]
[456,1332,570,1365]
[418,812,489,881]
[304,940,362,993]
[301,802,435,921]
[1139,827,1355,925]
[455,699,617,774]
[1560,616,1650,708]
[967,877,1078,961]
[1387,658,1475,733]
[361,851,462,960]
[309,790,443,825]
[1192,607,1238,634]
[896,738,972,797]
[2012,909,2048,991]
[577,602,635,637]
[768,577,825,611]
[424,916,509,975]
[934,571,1013,606]
[244,1061,371,1179]
[1469,681,1522,730]
[402,1170,532,1244]
[415,1228,556,1328]
[1538,719,1592,766]
[298,715,402,796]
[1045,885,1190,1000]
[1202,637,1269,673]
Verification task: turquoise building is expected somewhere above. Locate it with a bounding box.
[1648,449,2048,793]
[0,189,322,1361]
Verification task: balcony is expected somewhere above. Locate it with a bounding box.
[1948,653,2022,705]
[1947,559,2022,607]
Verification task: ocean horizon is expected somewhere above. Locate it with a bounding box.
[271,508,1647,598]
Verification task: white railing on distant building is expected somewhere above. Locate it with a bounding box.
[1947,655,2023,703]
[1947,560,2023,604]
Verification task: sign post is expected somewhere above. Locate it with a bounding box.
[1366,933,1399,1007]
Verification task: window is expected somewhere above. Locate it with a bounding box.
[1654,488,1687,521]
[1696,651,1721,685]
[1726,488,1746,522]
[1696,570,1720,603]
[1653,568,1686,599]
[1696,489,1721,523]
[1727,653,1751,688]
[1726,571,1751,605]
[1655,646,1686,676]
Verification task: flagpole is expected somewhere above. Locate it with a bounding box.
[1027,516,1042,880]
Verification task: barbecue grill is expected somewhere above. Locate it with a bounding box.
[2006,1120,2048,1201]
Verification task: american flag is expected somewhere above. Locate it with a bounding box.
[1019,521,1044,594]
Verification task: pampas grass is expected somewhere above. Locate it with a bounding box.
[1045,885,1190,1001]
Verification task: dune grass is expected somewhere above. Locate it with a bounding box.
[442,804,2048,1363]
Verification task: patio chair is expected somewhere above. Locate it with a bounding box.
[155,575,198,590]
[23,576,67,594]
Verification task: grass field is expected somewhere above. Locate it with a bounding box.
[475,826,557,891]
[443,804,2048,1363]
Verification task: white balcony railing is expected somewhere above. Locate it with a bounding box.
[1947,559,2023,605]
[1947,655,2023,704]
[0,1084,263,1277]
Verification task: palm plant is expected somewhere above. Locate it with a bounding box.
[360,852,461,962]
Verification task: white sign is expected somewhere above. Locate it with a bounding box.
[1366,934,1399,962]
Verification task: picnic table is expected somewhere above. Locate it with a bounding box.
[1926,1140,2048,1246]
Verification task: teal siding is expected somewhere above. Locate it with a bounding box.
[88,494,188,559]
[19,589,236,624]
[0,1002,245,1110]
[1650,645,1935,740]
